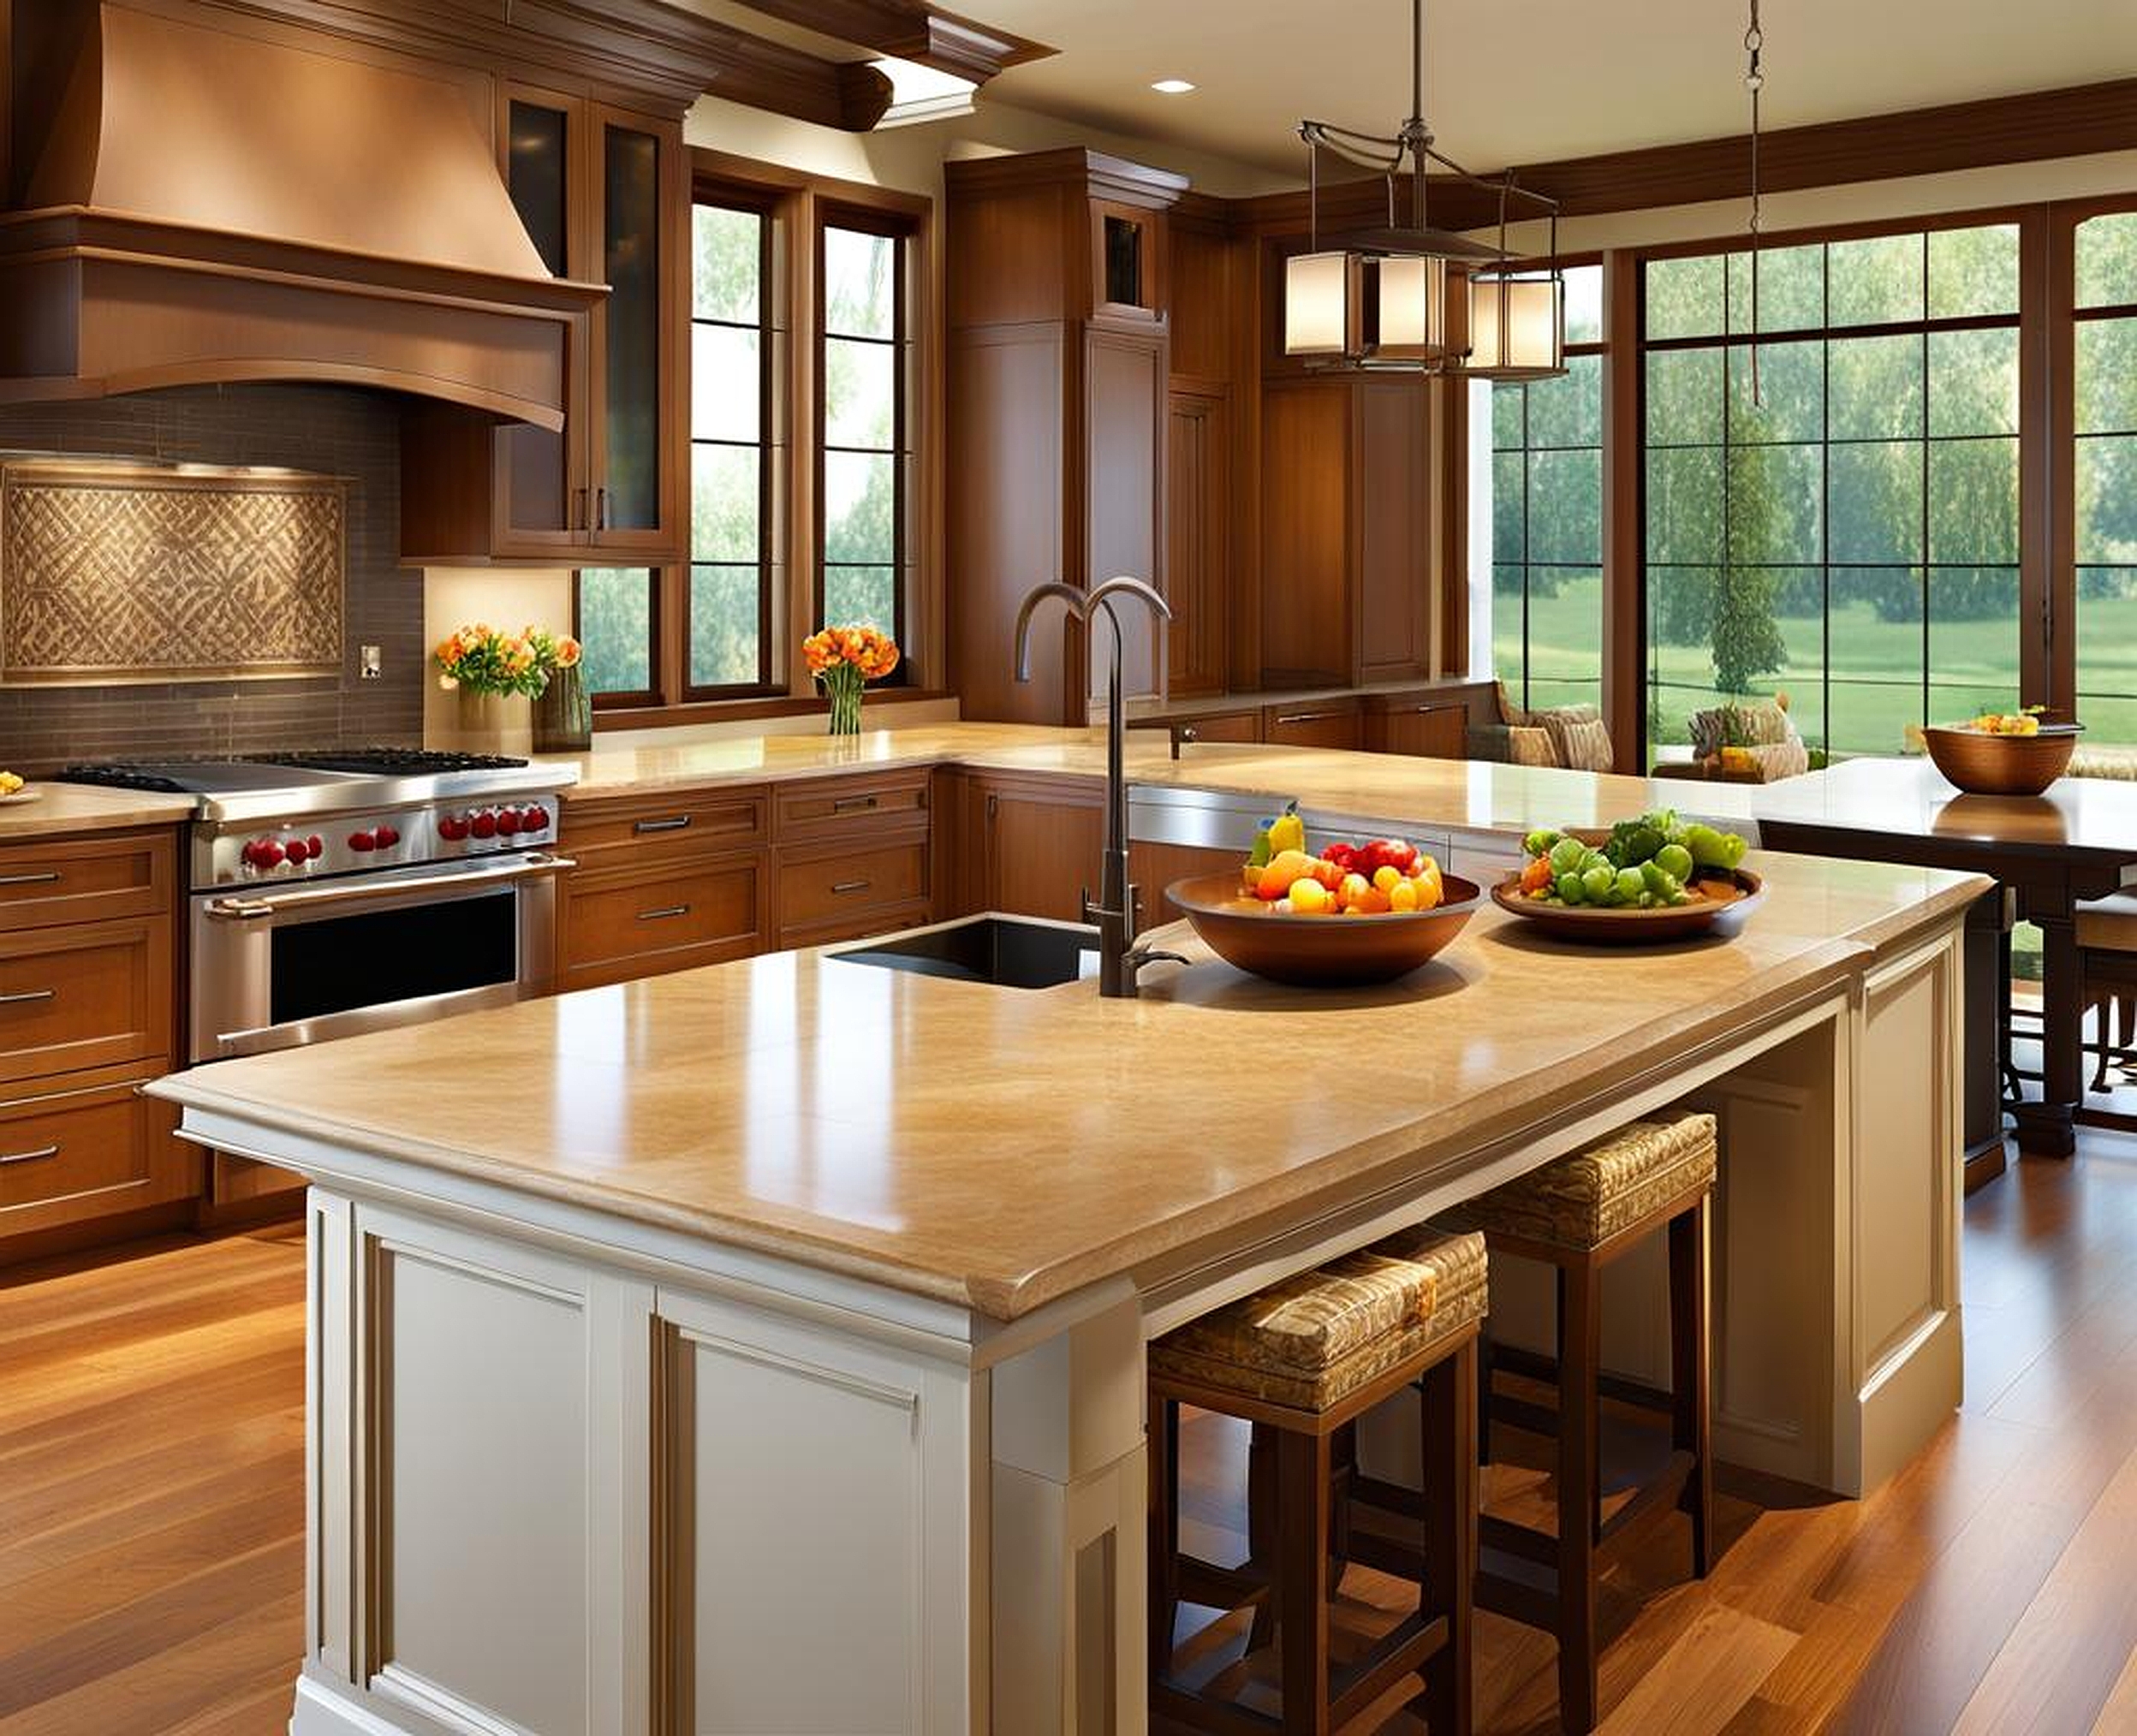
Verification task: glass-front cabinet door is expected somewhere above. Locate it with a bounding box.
[587,104,682,555]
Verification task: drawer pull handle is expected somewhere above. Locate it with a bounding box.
[0,988,54,1006]
[0,1143,58,1166]
[637,904,692,922]
[634,816,693,835]
[830,879,872,896]
[0,871,61,888]
[1276,710,1343,725]
[831,794,879,813]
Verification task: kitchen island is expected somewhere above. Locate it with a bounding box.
[153,743,1983,1736]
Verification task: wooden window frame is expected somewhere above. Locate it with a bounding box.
[581,150,942,730]
[813,201,916,679]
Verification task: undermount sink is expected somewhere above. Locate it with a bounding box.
[829,915,1102,990]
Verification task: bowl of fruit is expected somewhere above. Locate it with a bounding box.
[1491,811,1763,945]
[1921,710,2081,797]
[1166,805,1482,986]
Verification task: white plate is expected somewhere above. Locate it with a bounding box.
[0,788,41,804]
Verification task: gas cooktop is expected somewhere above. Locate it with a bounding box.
[56,747,534,794]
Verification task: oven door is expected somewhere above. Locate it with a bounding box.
[188,852,572,1062]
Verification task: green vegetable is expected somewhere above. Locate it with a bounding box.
[1640,859,1691,907]
[1247,821,1275,869]
[1581,862,1617,902]
[1614,866,1646,905]
[1557,871,1587,905]
[1524,829,1562,859]
[1605,815,1667,869]
[1549,835,1589,877]
[1654,842,1694,883]
[1684,823,1748,871]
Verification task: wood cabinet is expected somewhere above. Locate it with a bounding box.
[1366,692,1470,758]
[402,89,685,564]
[556,788,771,990]
[1166,385,1229,696]
[0,827,196,1255]
[771,770,934,948]
[1128,839,1241,924]
[947,151,1187,724]
[1263,696,1365,751]
[1259,374,1433,690]
[945,772,1105,924]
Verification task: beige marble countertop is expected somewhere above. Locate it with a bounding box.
[158,831,1985,1320]
[0,783,196,840]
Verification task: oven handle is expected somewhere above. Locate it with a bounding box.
[203,853,577,921]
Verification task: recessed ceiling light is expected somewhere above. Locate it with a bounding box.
[1150,78,1197,95]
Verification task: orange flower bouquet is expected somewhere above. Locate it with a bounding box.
[433,622,574,699]
[803,625,900,735]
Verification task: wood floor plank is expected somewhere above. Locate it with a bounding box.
[1592,1602,1797,1736]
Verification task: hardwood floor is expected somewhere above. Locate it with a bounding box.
[8,1137,2137,1734]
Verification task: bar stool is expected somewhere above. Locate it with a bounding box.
[1148,1228,1487,1734]
[1437,1112,1717,1735]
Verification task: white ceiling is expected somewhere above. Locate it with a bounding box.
[968,0,2137,179]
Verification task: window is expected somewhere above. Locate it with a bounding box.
[575,161,930,719]
[688,198,777,693]
[1479,263,1605,710]
[818,215,911,642]
[1642,222,2022,762]
[2074,209,2137,745]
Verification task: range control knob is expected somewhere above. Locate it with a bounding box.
[438,814,470,842]
[307,835,325,859]
[283,837,310,865]
[348,829,376,852]
[496,808,523,835]
[373,823,401,848]
[242,836,286,870]
[519,805,549,833]
[470,811,498,840]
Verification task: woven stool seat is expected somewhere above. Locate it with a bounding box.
[1150,1240,1467,1413]
[1441,1112,1717,1251]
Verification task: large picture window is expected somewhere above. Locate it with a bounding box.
[818,215,911,642]
[2074,209,2137,745]
[1484,263,1605,711]
[1642,222,2023,762]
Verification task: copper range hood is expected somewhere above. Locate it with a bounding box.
[0,0,604,429]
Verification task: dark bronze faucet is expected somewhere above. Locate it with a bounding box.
[1012,576,1186,998]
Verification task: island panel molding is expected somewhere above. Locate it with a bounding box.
[0,461,345,685]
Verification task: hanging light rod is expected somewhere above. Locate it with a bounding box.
[1282,0,1567,379]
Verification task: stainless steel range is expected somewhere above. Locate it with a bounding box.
[57,748,577,1061]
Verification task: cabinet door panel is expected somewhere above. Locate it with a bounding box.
[1086,328,1166,702]
[1356,377,1431,682]
[978,782,1104,923]
[1165,389,1229,696]
[1259,382,1351,686]
[557,853,765,988]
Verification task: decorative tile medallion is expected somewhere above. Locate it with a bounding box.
[0,461,347,684]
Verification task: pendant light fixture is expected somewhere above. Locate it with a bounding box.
[1282,0,1565,380]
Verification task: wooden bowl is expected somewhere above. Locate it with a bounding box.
[1921,723,2080,797]
[1165,872,1483,986]
[1490,867,1765,946]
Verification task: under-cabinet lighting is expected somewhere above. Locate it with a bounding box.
[1151,79,1198,94]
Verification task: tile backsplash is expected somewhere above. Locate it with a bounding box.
[0,383,419,769]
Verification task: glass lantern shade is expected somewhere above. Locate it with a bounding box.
[1465,272,1565,378]
[1283,251,1356,357]
[1371,253,1464,361]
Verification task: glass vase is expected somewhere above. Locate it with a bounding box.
[823,669,864,736]
[532,663,592,752]
[450,687,532,756]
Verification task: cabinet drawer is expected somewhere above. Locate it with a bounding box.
[0,918,170,1083]
[775,772,930,842]
[558,853,767,989]
[777,837,930,930]
[0,1065,198,1239]
[779,900,935,953]
[560,788,769,862]
[1263,699,1364,750]
[0,829,175,932]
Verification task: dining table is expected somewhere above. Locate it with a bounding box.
[1750,757,2137,1171]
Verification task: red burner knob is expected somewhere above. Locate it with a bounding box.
[520,806,548,832]
[257,839,286,868]
[373,824,401,847]
[283,837,309,864]
[496,809,522,835]
[307,835,325,858]
[438,815,469,841]
[348,830,376,852]
[470,812,497,839]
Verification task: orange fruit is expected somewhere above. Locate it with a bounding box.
[1339,872,1372,909]
[1388,878,1420,913]
[1372,864,1403,893]
[1287,877,1333,914]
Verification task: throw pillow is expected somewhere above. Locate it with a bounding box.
[1548,715,1616,773]
[1505,724,1557,767]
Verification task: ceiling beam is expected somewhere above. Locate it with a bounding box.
[721,0,1053,86]
[1236,77,2137,237]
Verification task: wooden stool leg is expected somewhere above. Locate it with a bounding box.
[1413,1341,1477,1736]
[1277,1428,1335,1736]
[1247,1421,1278,1651]
[1670,1196,1715,1578]
[2092,990,2114,1093]
[1149,1396,1179,1675]
[1556,1257,1603,1736]
[1476,1333,1494,1465]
